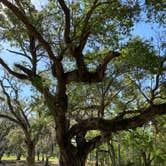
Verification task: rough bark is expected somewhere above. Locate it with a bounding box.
[59,150,87,166]
[67,103,166,140]
[26,141,36,166]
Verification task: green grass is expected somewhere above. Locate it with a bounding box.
[48,157,58,162]
[2,156,58,162]
[2,156,19,160]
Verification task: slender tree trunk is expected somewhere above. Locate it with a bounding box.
[37,151,40,161]
[108,142,116,166]
[42,153,45,161]
[26,141,36,166]
[0,154,3,163]
[117,142,121,166]
[142,152,152,166]
[0,151,4,163]
[45,156,49,166]
[95,149,99,166]
[16,152,22,160]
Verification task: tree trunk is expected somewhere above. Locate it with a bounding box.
[16,152,22,160]
[95,149,99,166]
[45,156,49,166]
[0,154,3,163]
[37,151,40,161]
[59,155,86,166]
[59,150,87,166]
[42,153,45,161]
[54,94,87,166]
[26,141,36,166]
[142,152,152,166]
[108,142,116,166]
[117,142,121,166]
[0,151,4,163]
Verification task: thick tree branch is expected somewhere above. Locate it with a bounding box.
[29,35,37,74]
[15,64,33,76]
[64,51,120,83]
[97,51,120,72]
[0,58,28,79]
[67,103,166,140]
[57,0,73,54]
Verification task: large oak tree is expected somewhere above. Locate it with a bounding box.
[0,0,165,166]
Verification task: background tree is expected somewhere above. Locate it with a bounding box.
[0,119,13,163]
[0,76,47,166]
[7,128,26,161]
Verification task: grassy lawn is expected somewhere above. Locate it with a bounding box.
[0,158,95,166]
[2,156,58,162]
[2,156,19,160]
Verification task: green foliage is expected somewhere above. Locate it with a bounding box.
[119,37,160,74]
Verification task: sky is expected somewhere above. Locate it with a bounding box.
[31,0,47,9]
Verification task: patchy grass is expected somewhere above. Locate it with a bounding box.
[48,157,59,162]
[1,156,59,166]
[2,156,19,160]
[0,160,59,166]
[1,157,94,166]
[2,156,58,161]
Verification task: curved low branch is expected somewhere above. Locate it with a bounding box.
[67,103,166,140]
